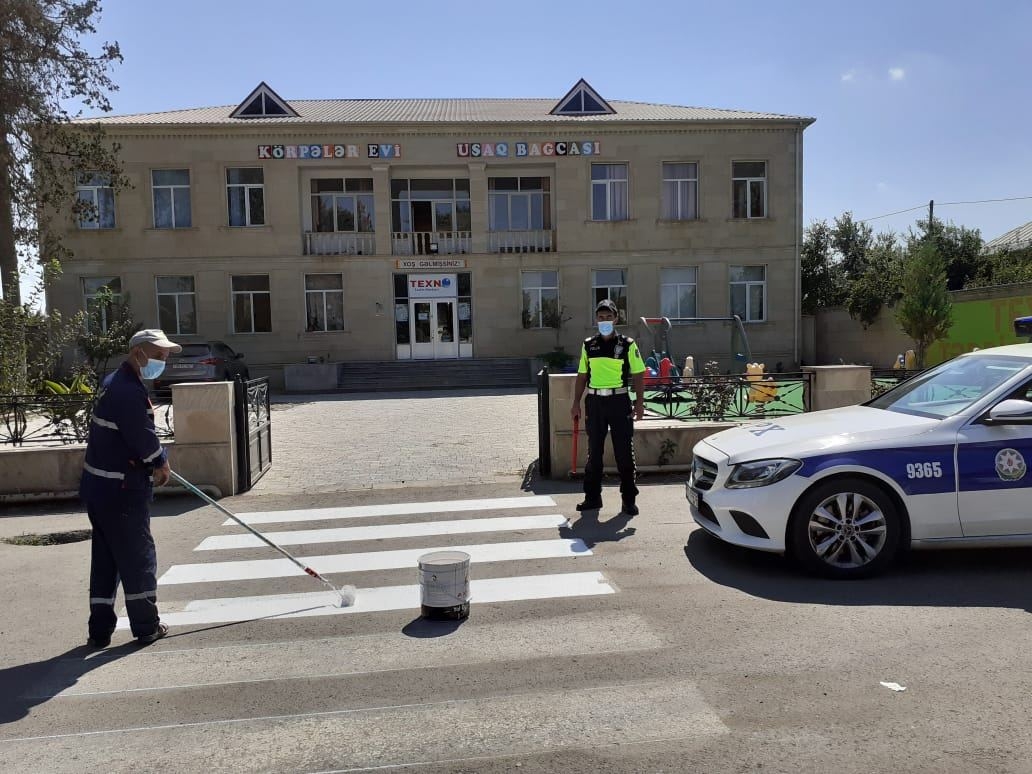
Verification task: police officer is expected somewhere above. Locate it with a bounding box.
[81,329,181,647]
[570,299,646,515]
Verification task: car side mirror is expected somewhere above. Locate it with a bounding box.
[986,399,1032,424]
[234,352,244,359]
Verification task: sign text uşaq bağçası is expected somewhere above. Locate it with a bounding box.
[456,141,601,158]
[257,144,402,159]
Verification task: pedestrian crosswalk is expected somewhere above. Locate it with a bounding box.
[116,494,616,630]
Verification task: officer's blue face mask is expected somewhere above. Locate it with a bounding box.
[597,320,615,336]
[140,357,166,380]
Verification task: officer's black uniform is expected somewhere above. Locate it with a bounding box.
[80,362,166,643]
[577,329,646,510]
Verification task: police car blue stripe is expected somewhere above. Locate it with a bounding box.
[797,446,956,495]
[958,440,1032,492]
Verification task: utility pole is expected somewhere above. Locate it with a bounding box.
[928,199,934,235]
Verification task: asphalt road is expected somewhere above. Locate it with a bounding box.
[2,475,1030,773]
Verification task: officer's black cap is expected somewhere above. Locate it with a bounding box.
[595,299,619,314]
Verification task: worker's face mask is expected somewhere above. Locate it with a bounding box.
[140,358,166,380]
[597,320,615,336]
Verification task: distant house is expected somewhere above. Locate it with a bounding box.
[983,220,1032,253]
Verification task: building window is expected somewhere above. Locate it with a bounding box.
[152,169,192,228]
[82,277,122,332]
[661,163,698,221]
[305,274,345,332]
[730,265,766,322]
[391,179,471,233]
[489,178,551,231]
[732,161,767,219]
[591,269,627,324]
[231,275,271,333]
[227,168,265,227]
[311,178,374,232]
[521,271,559,329]
[76,172,115,229]
[660,267,698,320]
[156,276,197,335]
[591,164,629,221]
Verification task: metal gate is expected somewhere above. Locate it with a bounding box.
[234,377,272,492]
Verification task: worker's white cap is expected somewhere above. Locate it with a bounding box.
[128,328,182,354]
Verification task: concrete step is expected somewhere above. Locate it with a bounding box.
[337,358,533,391]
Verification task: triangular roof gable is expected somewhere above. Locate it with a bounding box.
[230,82,299,119]
[550,79,616,116]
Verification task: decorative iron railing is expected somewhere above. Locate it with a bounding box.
[0,394,174,446]
[638,372,813,422]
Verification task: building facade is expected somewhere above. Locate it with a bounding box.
[51,80,814,380]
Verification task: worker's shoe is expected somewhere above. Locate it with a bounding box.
[576,499,603,512]
[621,500,639,517]
[86,633,111,649]
[136,622,168,645]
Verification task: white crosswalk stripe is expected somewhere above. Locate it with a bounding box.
[117,493,614,630]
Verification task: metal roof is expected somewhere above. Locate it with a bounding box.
[984,220,1032,252]
[81,98,814,127]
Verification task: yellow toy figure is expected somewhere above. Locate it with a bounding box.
[904,350,917,370]
[746,362,778,404]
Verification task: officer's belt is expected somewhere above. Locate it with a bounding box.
[586,387,629,396]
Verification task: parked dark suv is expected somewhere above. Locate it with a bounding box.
[153,341,250,395]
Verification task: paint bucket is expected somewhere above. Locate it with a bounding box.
[418,550,470,620]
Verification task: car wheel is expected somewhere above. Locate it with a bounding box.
[789,477,902,579]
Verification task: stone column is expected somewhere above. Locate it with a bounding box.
[372,164,392,256]
[168,381,238,496]
[468,162,488,254]
[802,365,873,411]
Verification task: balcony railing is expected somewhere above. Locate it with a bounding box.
[392,231,472,256]
[488,230,555,253]
[304,232,376,256]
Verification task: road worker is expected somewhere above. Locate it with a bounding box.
[80,329,181,647]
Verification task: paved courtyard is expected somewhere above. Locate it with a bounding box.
[251,387,540,496]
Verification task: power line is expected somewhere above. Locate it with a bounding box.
[859,195,1032,224]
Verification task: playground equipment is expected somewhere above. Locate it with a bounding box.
[638,315,754,376]
[745,362,778,404]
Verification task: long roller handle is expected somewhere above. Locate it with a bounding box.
[169,470,352,603]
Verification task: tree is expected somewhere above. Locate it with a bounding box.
[907,217,983,291]
[846,231,905,327]
[1,0,123,305]
[77,287,139,384]
[968,245,1032,288]
[832,212,874,281]
[800,219,846,314]
[895,243,953,369]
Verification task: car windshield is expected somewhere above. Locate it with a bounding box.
[867,355,1030,419]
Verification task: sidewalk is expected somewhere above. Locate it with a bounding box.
[250,387,540,496]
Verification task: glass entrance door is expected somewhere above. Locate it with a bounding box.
[410,301,434,359]
[433,300,458,359]
[408,299,459,359]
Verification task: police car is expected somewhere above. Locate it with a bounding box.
[687,340,1032,578]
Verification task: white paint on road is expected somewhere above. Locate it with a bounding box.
[195,514,569,551]
[33,612,662,698]
[222,495,557,526]
[117,571,614,628]
[160,538,590,585]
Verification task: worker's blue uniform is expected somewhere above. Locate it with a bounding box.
[80,362,166,641]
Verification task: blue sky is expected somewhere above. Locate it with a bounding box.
[83,0,1030,241]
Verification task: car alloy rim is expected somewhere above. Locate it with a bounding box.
[807,492,888,568]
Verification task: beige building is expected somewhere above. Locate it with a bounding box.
[50,80,815,384]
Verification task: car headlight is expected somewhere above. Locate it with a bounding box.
[725,458,802,488]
